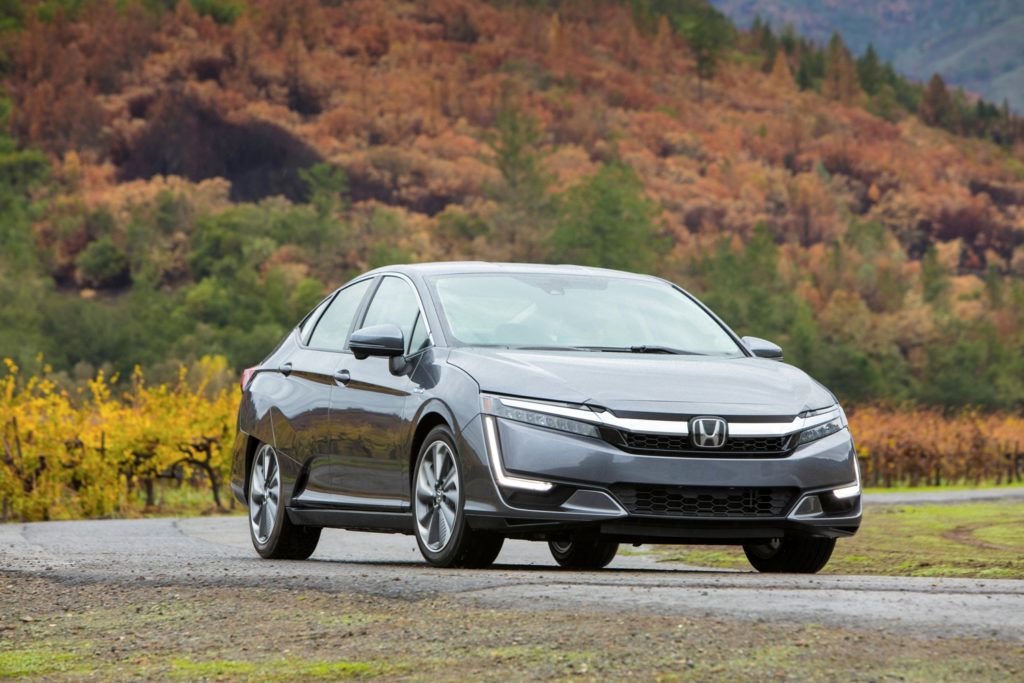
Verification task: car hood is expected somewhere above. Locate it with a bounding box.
[447,348,835,417]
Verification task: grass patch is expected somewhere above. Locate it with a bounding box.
[136,483,244,519]
[0,649,80,678]
[170,658,380,680]
[655,501,1024,578]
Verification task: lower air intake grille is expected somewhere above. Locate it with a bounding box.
[611,485,796,518]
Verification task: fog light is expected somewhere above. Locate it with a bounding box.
[792,495,823,517]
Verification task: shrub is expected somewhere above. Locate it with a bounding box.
[76,237,130,288]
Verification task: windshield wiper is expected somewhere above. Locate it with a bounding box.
[574,345,705,355]
[506,345,704,355]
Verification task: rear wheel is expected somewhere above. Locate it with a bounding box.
[548,536,619,569]
[743,536,835,573]
[413,426,504,568]
[249,443,321,560]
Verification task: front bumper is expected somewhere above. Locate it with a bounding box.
[460,415,862,543]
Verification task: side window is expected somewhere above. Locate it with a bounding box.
[360,276,428,354]
[307,279,372,351]
[408,312,429,355]
[298,296,332,344]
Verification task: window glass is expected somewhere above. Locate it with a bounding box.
[360,276,425,353]
[408,312,429,354]
[307,279,372,351]
[299,296,332,344]
[431,273,742,356]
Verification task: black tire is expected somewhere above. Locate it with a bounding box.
[743,536,835,573]
[548,536,619,569]
[413,426,504,568]
[248,443,321,560]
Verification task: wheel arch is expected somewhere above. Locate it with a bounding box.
[241,433,261,500]
[409,411,453,483]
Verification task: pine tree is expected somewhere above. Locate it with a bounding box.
[757,21,778,73]
[857,44,883,96]
[918,73,952,128]
[675,5,732,102]
[549,159,664,272]
[485,94,554,260]
[796,54,814,91]
[822,32,860,104]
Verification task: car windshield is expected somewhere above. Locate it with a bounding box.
[430,273,743,356]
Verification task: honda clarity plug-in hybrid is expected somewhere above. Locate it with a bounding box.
[231,263,861,573]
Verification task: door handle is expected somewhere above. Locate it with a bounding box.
[279,362,293,377]
[333,370,351,386]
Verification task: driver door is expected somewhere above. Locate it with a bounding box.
[328,275,431,510]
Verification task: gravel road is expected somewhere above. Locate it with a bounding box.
[3,512,1023,642]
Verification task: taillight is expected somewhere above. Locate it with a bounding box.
[240,367,257,391]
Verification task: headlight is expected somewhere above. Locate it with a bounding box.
[481,394,601,439]
[796,416,845,445]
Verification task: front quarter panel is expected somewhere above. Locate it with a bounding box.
[403,349,505,510]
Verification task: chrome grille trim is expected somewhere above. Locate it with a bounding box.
[494,396,840,439]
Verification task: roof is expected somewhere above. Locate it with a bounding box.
[366,261,655,280]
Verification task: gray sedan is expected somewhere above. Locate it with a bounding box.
[231,263,861,573]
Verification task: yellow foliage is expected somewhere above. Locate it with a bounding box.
[849,407,1024,487]
[1,357,237,522]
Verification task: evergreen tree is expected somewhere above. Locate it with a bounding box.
[548,159,664,273]
[921,246,950,307]
[779,23,797,55]
[857,44,883,96]
[822,32,860,104]
[919,73,953,128]
[796,55,814,91]
[485,94,555,259]
[675,4,733,101]
[299,162,349,219]
[796,46,825,92]
[867,83,902,122]
[755,20,777,72]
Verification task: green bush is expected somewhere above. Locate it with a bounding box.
[76,237,130,288]
[190,0,245,25]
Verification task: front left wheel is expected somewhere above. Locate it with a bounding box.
[413,426,504,568]
[249,443,321,560]
[743,536,835,573]
[548,536,619,569]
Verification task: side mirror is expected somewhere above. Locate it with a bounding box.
[350,324,405,360]
[742,336,783,360]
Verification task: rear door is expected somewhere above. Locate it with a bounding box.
[290,277,373,504]
[329,275,431,510]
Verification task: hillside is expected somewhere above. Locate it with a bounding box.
[710,0,1024,112]
[0,0,1023,408]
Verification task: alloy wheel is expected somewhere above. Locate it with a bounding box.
[249,444,281,545]
[549,540,573,554]
[414,440,460,552]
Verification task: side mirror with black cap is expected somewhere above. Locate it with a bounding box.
[349,324,405,360]
[742,336,783,360]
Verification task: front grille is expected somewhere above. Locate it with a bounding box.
[611,485,796,518]
[617,432,794,456]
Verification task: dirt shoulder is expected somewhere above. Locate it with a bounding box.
[1,575,1022,682]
